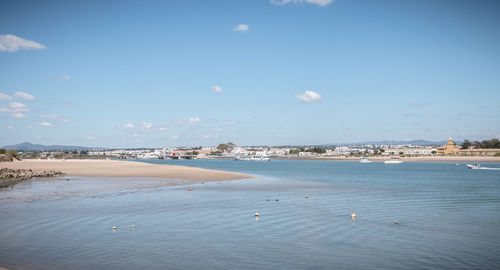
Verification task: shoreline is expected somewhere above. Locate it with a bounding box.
[0,159,254,181]
[274,156,500,163]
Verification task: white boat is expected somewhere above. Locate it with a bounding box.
[235,155,270,161]
[384,157,403,164]
[360,158,372,163]
[467,164,480,169]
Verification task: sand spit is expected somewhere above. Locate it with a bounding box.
[1,159,253,181]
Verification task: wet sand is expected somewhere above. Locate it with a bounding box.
[1,159,254,181]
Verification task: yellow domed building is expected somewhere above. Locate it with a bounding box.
[437,137,459,155]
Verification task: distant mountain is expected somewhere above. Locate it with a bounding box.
[2,142,102,151]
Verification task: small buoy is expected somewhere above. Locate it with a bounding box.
[112,226,117,230]
[65,178,70,181]
[394,221,399,224]
[254,212,259,217]
[351,213,356,218]
[266,199,270,202]
[187,188,192,192]
[305,195,309,199]
[200,180,204,184]
[275,199,279,202]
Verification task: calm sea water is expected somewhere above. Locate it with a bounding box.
[1,160,500,270]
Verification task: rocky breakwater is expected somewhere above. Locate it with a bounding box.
[0,168,64,188]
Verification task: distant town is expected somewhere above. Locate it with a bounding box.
[2,137,499,161]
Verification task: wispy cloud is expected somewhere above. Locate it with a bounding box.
[0,93,12,100]
[0,102,30,116]
[0,34,46,52]
[14,91,35,100]
[188,117,201,124]
[142,122,152,129]
[212,85,222,93]
[123,123,135,128]
[12,112,24,118]
[270,0,333,6]
[224,120,236,126]
[86,136,96,140]
[40,122,54,127]
[295,90,322,103]
[201,134,211,139]
[40,114,59,119]
[61,75,71,80]
[233,24,249,31]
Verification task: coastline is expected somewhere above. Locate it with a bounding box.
[274,156,500,163]
[0,159,254,181]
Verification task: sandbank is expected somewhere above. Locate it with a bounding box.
[1,159,253,181]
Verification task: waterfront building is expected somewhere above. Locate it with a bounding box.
[437,137,459,154]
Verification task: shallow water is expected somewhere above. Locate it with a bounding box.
[1,160,499,269]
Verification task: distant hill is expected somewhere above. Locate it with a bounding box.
[1,142,101,151]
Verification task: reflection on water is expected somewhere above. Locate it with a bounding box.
[1,160,500,269]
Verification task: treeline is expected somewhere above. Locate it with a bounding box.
[461,139,500,149]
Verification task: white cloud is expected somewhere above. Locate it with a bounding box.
[233,24,249,31]
[158,127,168,131]
[14,91,35,100]
[0,102,30,113]
[224,120,236,126]
[270,0,333,6]
[132,133,139,137]
[201,134,211,139]
[62,119,70,122]
[123,123,135,128]
[0,34,46,52]
[295,90,322,103]
[62,75,71,80]
[86,136,96,140]
[142,122,152,129]
[7,125,14,129]
[40,122,54,127]
[188,117,201,124]
[0,93,12,100]
[34,135,42,140]
[40,114,59,119]
[212,127,222,132]
[212,85,222,93]
[12,112,24,118]
[171,135,179,140]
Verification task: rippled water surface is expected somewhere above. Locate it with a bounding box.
[1,160,500,269]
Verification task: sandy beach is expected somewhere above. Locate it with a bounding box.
[0,159,253,181]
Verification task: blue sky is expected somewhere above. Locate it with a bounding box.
[1,0,499,147]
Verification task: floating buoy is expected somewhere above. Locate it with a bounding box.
[200,180,204,184]
[254,212,259,217]
[187,188,192,192]
[394,221,399,224]
[351,213,357,218]
[305,195,309,199]
[131,225,135,229]
[275,199,279,202]
[112,226,117,230]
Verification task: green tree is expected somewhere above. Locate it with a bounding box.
[217,142,236,152]
[461,139,471,149]
[0,148,5,154]
[5,150,18,161]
